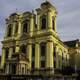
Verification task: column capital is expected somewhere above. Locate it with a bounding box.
[46,41,53,68]
[47,40,53,42]
[35,42,40,44]
[47,9,52,13]
[27,43,32,45]
[53,43,58,47]
[30,14,34,18]
[2,47,6,49]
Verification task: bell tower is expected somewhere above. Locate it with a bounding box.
[36,1,57,32]
[34,1,59,70]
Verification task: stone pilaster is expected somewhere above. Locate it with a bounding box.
[18,17,22,37]
[19,64,21,75]
[0,48,5,69]
[6,63,9,74]
[46,41,53,68]
[47,11,52,29]
[12,22,15,36]
[5,24,8,37]
[29,15,34,36]
[54,16,57,31]
[15,46,20,53]
[35,43,40,69]
[27,43,32,69]
[37,15,40,30]
[8,47,13,59]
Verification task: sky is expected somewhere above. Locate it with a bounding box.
[0,0,80,55]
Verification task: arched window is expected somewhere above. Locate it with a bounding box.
[41,17,46,29]
[7,24,12,37]
[20,45,26,54]
[23,20,29,33]
[52,17,55,30]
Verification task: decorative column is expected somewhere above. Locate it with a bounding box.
[0,48,5,69]
[37,15,40,30]
[5,19,9,38]
[30,14,34,36]
[47,11,52,29]
[8,47,13,59]
[35,42,40,69]
[5,25,8,38]
[12,22,15,36]
[19,64,21,75]
[46,41,53,68]
[15,45,20,53]
[27,43,32,69]
[54,16,57,31]
[6,62,9,74]
[18,16,22,37]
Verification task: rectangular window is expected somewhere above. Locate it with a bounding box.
[32,61,35,69]
[41,44,46,57]
[54,47,56,57]
[5,48,9,60]
[13,47,15,53]
[32,44,35,57]
[40,42,46,57]
[54,60,56,68]
[41,61,45,68]
[11,64,16,74]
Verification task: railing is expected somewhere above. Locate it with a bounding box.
[0,68,80,80]
[0,74,79,80]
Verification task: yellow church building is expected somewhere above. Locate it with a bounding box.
[0,1,79,75]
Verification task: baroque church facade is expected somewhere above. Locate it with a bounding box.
[0,1,80,75]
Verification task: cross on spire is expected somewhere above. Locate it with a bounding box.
[15,8,18,12]
[43,0,50,2]
[45,0,50,2]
